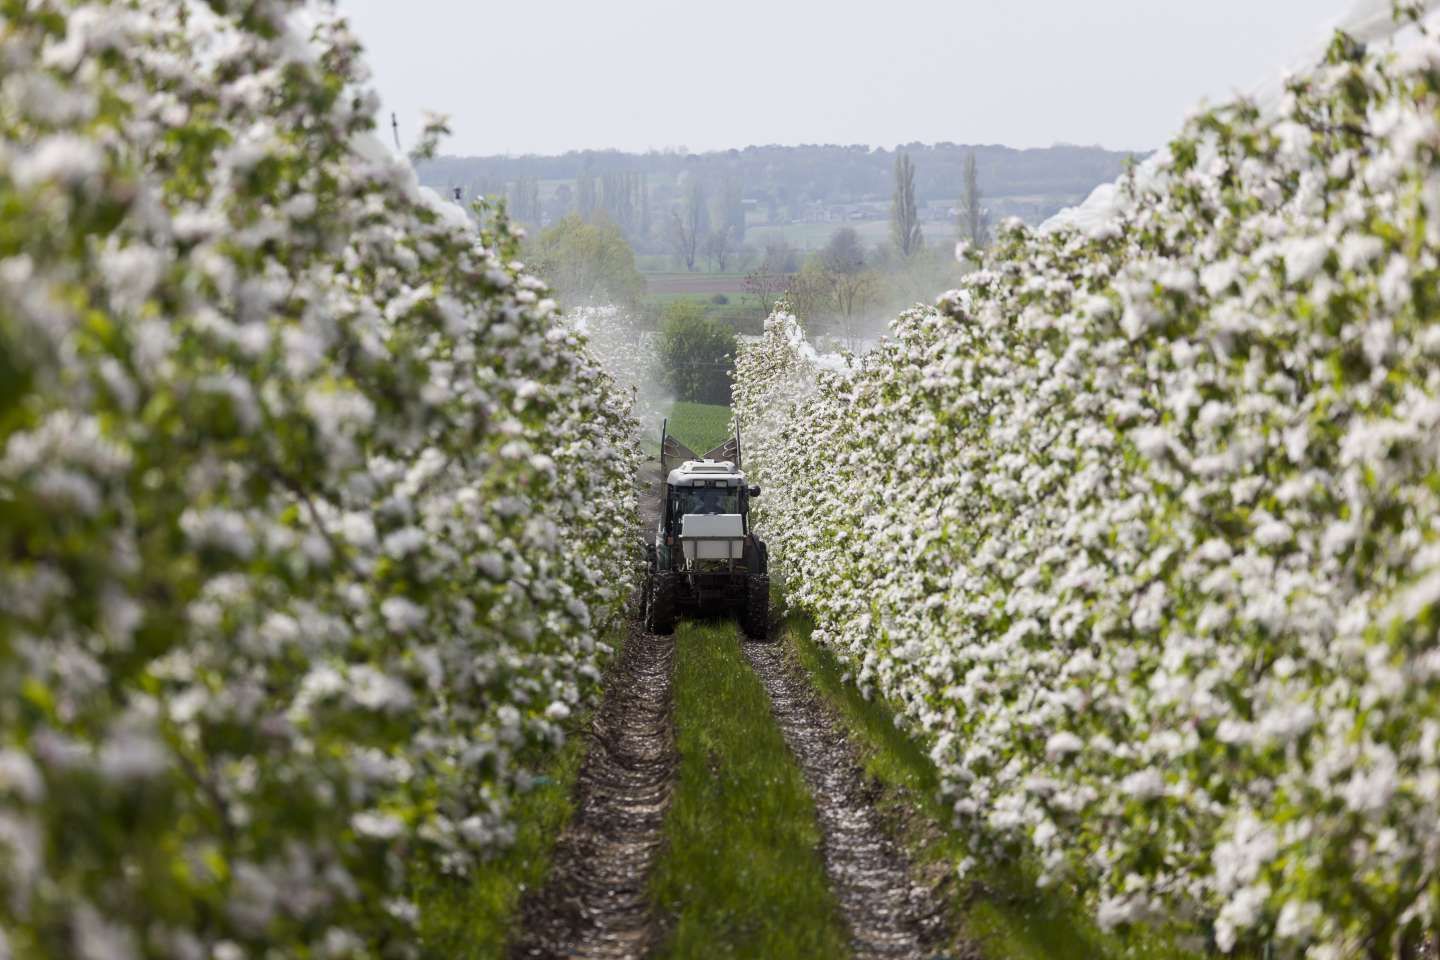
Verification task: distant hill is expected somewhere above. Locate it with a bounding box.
[418,142,1147,253]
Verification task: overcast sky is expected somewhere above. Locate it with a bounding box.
[339,0,1356,157]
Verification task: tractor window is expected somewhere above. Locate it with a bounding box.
[674,485,740,517]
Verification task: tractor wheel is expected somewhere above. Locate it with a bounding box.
[743,575,770,641]
[648,572,678,635]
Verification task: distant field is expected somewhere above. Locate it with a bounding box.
[646,274,750,295]
[635,253,675,273]
[637,220,965,267]
[640,282,766,336]
[748,219,960,252]
[665,401,732,456]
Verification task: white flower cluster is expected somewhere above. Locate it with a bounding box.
[736,14,1440,957]
[0,2,637,957]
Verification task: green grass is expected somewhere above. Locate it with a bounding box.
[650,619,851,959]
[641,295,765,336]
[642,291,763,312]
[785,613,1197,960]
[412,716,590,958]
[643,292,731,314]
[665,401,732,457]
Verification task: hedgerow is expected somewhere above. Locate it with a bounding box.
[0,1,637,956]
[736,9,1440,957]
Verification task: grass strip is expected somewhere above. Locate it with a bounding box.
[411,709,589,958]
[786,612,1195,960]
[665,401,733,457]
[650,618,851,960]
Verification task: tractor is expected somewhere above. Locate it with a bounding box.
[643,421,769,638]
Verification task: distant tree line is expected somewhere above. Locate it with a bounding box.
[424,141,1126,283]
[419,141,1142,233]
[517,147,990,285]
[519,144,1014,367]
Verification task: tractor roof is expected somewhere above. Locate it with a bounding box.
[667,459,746,487]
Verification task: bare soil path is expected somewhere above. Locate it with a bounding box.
[509,624,676,960]
[743,638,951,960]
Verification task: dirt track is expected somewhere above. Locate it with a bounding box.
[509,624,675,960]
[743,639,952,959]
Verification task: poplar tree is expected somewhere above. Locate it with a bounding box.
[890,151,923,257]
[577,171,596,218]
[959,152,989,248]
[638,172,651,239]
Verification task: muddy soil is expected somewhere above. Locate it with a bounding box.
[509,624,676,960]
[743,638,955,960]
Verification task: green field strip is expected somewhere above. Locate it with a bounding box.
[649,619,851,959]
[665,402,734,457]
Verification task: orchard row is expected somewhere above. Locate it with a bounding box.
[0,2,637,957]
[736,13,1440,958]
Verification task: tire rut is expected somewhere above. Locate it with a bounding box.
[743,638,950,960]
[510,623,676,960]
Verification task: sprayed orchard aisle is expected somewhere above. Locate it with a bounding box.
[507,618,956,958]
[647,619,851,958]
[510,441,943,956]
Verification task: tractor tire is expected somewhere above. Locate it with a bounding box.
[743,575,770,641]
[647,572,678,636]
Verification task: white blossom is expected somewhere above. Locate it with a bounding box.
[0,4,639,952]
[731,15,1440,949]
